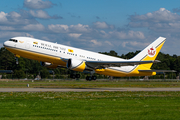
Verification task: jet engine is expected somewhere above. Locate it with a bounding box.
[67,59,86,72]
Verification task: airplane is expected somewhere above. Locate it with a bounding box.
[3,36,172,80]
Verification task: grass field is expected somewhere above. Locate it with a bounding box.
[0,91,180,120]
[0,80,180,119]
[0,79,180,88]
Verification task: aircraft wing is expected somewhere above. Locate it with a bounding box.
[86,60,160,68]
[61,57,160,69]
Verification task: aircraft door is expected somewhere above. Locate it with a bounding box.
[25,42,30,49]
[14,43,17,48]
[14,41,17,48]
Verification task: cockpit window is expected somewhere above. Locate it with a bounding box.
[9,39,18,42]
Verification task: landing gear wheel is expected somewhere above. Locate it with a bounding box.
[76,74,80,78]
[92,76,97,80]
[86,76,92,81]
[70,74,76,79]
[70,74,80,79]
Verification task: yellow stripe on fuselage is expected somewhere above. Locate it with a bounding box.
[96,65,156,77]
[5,46,66,66]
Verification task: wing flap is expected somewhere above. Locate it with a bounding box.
[138,70,176,72]
[87,60,159,65]
[86,60,160,68]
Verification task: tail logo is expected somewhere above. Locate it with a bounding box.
[148,47,156,57]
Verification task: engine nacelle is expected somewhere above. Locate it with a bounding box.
[67,59,86,72]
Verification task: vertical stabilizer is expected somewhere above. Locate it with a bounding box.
[130,37,166,68]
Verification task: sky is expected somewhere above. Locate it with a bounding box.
[1,0,180,56]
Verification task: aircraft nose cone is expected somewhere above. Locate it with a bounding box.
[3,41,8,47]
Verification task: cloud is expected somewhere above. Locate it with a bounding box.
[93,21,109,29]
[22,23,45,31]
[68,13,81,18]
[129,8,180,23]
[69,24,91,33]
[29,10,62,19]
[121,41,146,50]
[48,24,69,33]
[105,41,113,46]
[68,33,82,38]
[109,30,145,39]
[0,31,34,38]
[93,21,114,29]
[128,41,149,47]
[121,41,150,52]
[0,11,49,32]
[90,40,102,46]
[0,26,14,30]
[173,7,180,13]
[0,11,38,25]
[24,0,54,9]
[48,24,92,33]
[99,30,110,38]
[47,22,145,49]
[9,11,21,18]
[0,12,8,22]
[122,41,128,47]
[128,8,180,34]
[30,10,50,19]
[0,10,60,31]
[25,33,34,38]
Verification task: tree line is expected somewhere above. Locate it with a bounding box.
[0,47,179,79]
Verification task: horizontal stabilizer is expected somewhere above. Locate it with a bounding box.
[138,70,176,72]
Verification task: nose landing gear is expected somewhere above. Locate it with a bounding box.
[15,57,18,64]
[14,54,20,65]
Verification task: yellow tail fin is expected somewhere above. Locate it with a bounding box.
[131,37,166,69]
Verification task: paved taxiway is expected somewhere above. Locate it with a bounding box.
[0,88,180,92]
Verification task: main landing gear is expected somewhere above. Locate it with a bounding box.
[69,70,97,80]
[70,74,80,79]
[86,76,97,81]
[69,74,97,81]
[86,70,97,81]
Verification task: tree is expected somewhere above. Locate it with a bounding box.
[14,70,25,79]
[0,46,179,79]
[40,68,50,79]
[109,50,118,56]
[0,47,15,70]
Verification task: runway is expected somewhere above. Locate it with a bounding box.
[0,87,180,92]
